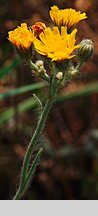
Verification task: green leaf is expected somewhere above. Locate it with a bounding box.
[0,82,47,100]
[1,82,98,126]
[0,97,38,125]
[0,57,21,78]
[1,81,98,102]
[22,147,43,194]
[56,82,98,103]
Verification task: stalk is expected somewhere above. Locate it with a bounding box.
[13,93,56,200]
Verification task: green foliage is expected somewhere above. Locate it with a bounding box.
[13,147,43,200]
[0,57,21,78]
[0,82,47,100]
[57,82,98,103]
[1,81,98,126]
[0,97,38,125]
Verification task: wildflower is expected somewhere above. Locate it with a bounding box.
[8,23,34,52]
[78,39,94,62]
[32,22,46,37]
[50,5,87,29]
[34,26,79,61]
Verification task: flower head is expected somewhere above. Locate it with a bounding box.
[78,39,94,62]
[8,23,34,51]
[34,26,79,61]
[50,5,87,29]
[32,22,46,37]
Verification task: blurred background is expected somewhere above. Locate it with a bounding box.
[1,0,98,200]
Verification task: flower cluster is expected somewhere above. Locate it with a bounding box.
[8,5,94,201]
[8,5,87,62]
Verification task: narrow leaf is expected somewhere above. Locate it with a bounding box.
[0,82,47,100]
[0,57,21,78]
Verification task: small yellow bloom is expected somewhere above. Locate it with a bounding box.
[8,23,34,51]
[34,26,79,61]
[50,5,87,29]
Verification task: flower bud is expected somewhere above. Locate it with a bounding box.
[71,69,79,77]
[32,22,46,37]
[55,72,63,80]
[38,66,46,74]
[77,39,94,62]
[35,60,44,68]
[35,60,46,75]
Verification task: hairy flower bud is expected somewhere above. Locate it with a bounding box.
[35,60,44,68]
[71,69,79,77]
[32,22,46,37]
[78,39,94,62]
[55,72,63,80]
[35,60,46,75]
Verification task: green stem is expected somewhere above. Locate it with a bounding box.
[13,94,56,200]
[75,60,84,71]
[13,148,43,200]
[30,60,39,72]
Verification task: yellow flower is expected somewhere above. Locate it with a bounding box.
[8,23,34,51]
[34,26,79,61]
[50,5,87,29]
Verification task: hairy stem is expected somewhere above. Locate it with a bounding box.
[13,94,56,200]
[13,148,43,200]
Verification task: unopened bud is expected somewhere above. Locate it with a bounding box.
[35,60,44,68]
[38,66,46,74]
[55,72,63,80]
[78,39,94,62]
[32,22,46,37]
[71,69,79,77]
[35,60,46,75]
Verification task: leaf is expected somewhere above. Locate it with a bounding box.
[1,82,98,126]
[0,57,21,78]
[0,82,47,100]
[0,97,38,125]
[56,82,98,103]
[23,147,43,192]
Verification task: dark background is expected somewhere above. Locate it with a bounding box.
[1,0,98,200]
